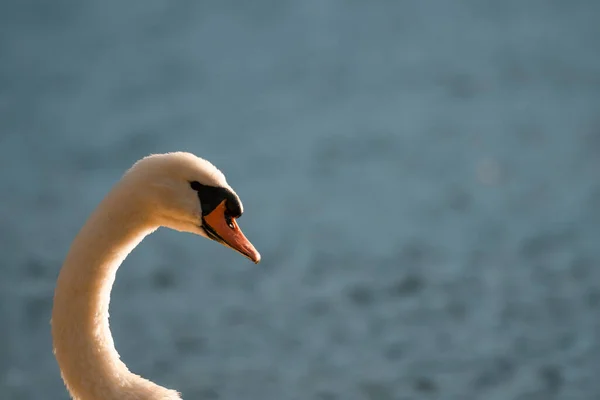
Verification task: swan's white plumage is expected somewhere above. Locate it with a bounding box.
[127,152,229,189]
[51,152,251,400]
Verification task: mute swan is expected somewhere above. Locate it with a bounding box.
[51,152,260,400]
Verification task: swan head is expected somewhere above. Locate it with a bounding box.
[123,152,260,263]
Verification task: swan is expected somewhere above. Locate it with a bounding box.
[51,152,260,400]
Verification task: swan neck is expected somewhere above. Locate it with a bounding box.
[51,189,180,400]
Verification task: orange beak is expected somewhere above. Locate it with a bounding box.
[202,200,261,264]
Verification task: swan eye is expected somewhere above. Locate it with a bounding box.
[190,181,201,191]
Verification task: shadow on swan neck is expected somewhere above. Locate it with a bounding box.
[51,186,182,400]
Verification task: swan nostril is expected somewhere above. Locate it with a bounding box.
[225,213,235,229]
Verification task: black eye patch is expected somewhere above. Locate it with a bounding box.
[189,181,242,217]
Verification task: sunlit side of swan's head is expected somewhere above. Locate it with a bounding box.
[120,152,260,263]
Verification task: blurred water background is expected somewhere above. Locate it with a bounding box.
[1,1,600,399]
